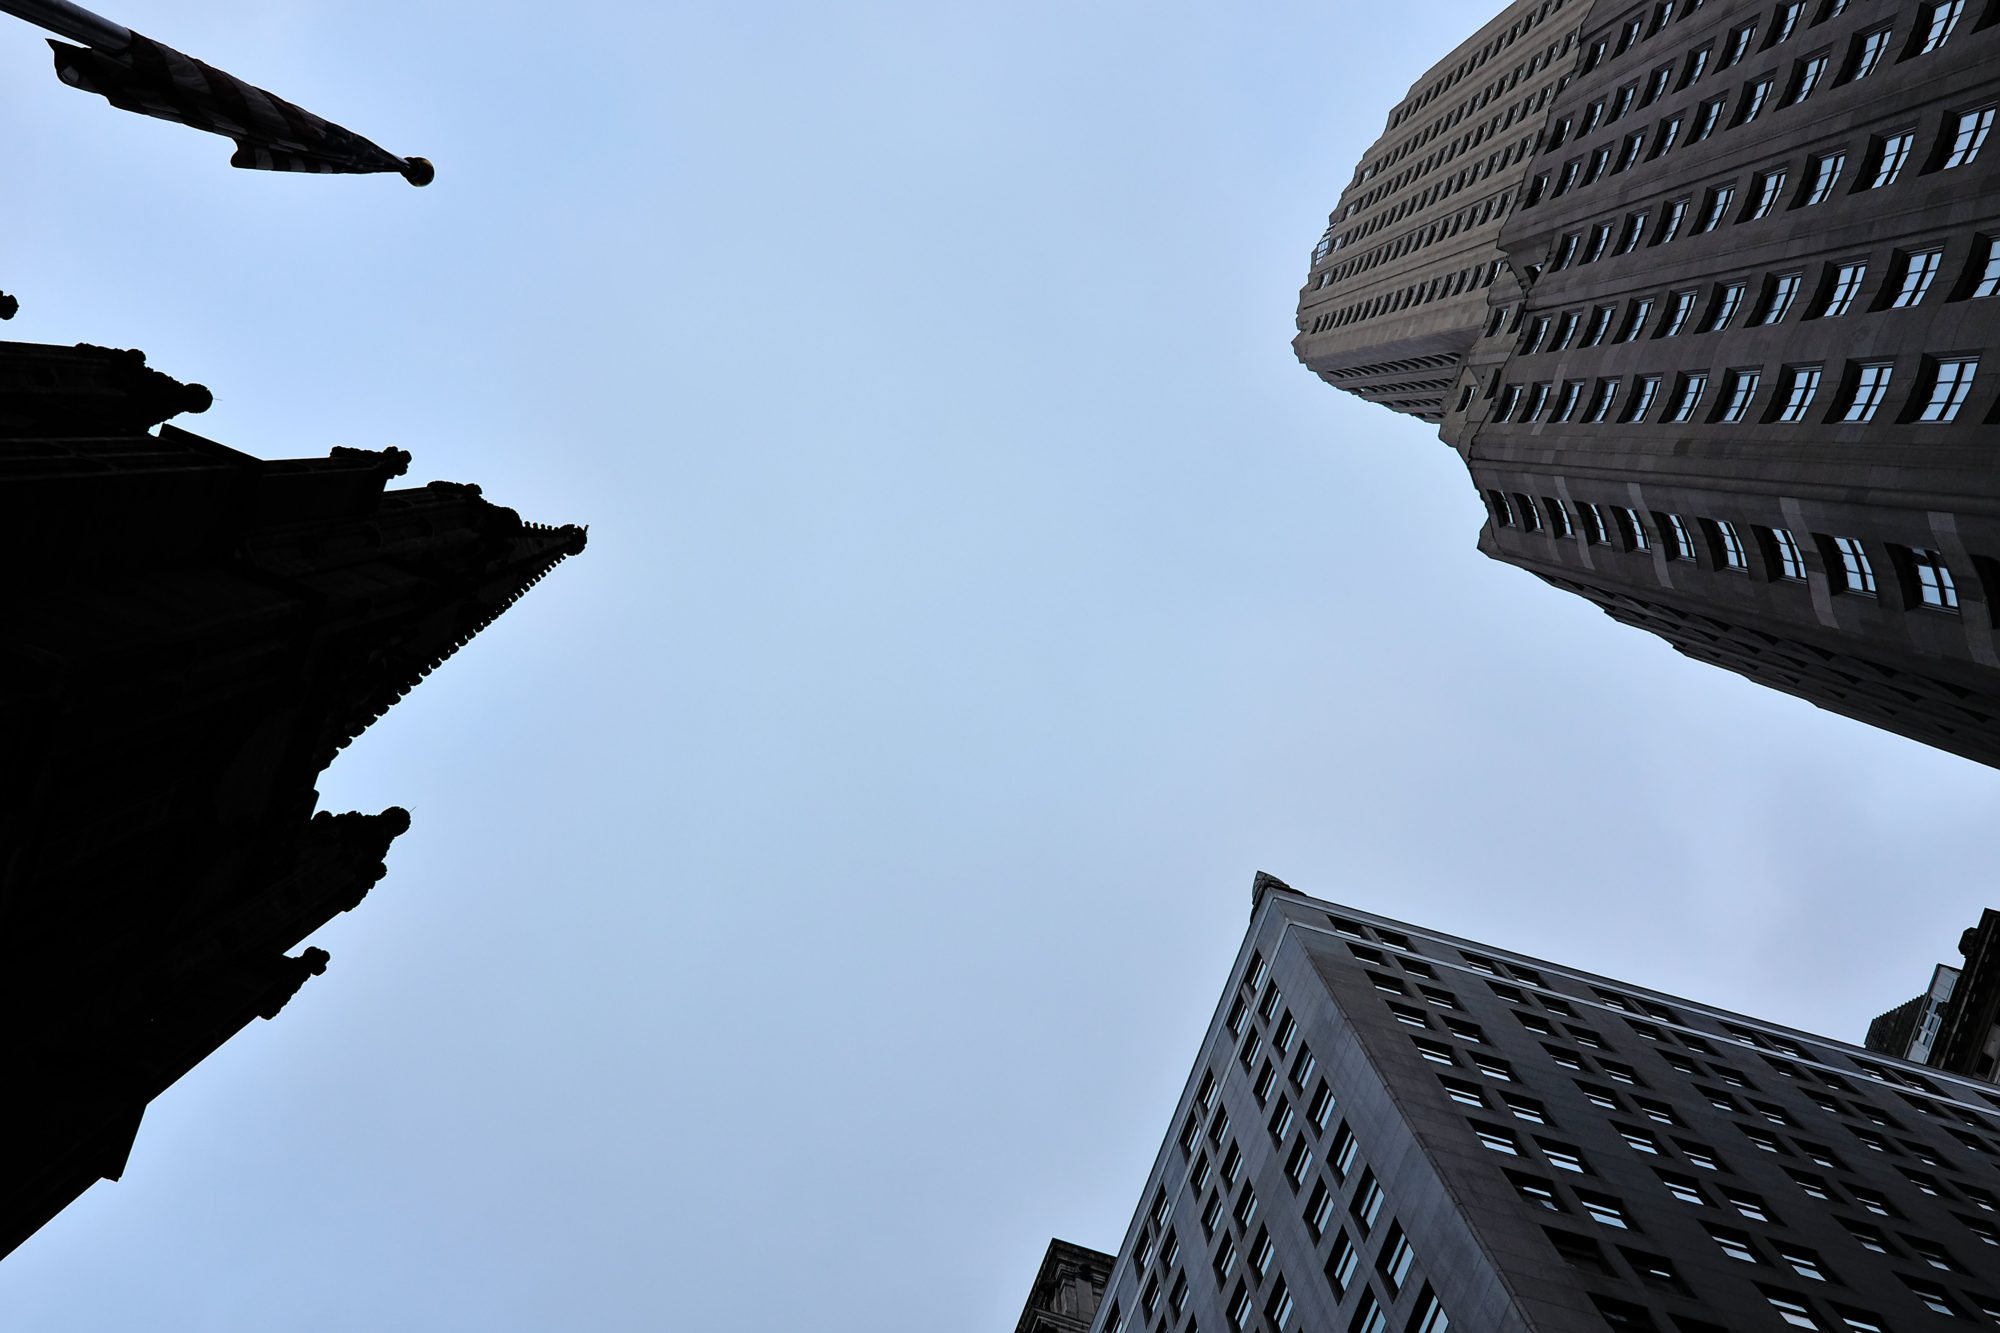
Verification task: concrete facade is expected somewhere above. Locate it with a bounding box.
[1084,874,2000,1333]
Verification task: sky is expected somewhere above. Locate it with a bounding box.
[3,2,1997,1329]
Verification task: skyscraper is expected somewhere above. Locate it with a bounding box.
[1014,1239,1116,1333]
[1078,874,2000,1333]
[1297,0,2000,769]
[1868,909,2000,1083]
[0,338,585,1257]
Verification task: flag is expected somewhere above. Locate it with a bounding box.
[48,34,431,185]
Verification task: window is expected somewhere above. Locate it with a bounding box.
[1755,274,1802,325]
[1582,305,1615,346]
[1718,369,1761,422]
[1586,145,1613,185]
[1691,96,1725,142]
[1888,249,1943,308]
[1616,211,1648,255]
[1830,536,1875,594]
[1616,299,1653,342]
[1737,78,1773,125]
[1665,514,1696,560]
[1722,22,1758,67]
[1513,1173,1564,1211]
[1695,185,1735,233]
[1284,1136,1313,1185]
[1579,503,1609,545]
[1666,372,1709,422]
[1265,1277,1295,1330]
[1786,54,1827,105]
[1943,106,1994,169]
[1653,115,1682,158]
[1661,289,1697,336]
[1476,1124,1522,1155]
[1304,1182,1334,1237]
[1766,1292,1820,1329]
[1705,282,1746,331]
[1379,1225,1416,1291]
[1840,363,1894,421]
[1918,357,1978,422]
[1801,152,1844,206]
[1780,1245,1830,1281]
[1541,1141,1588,1173]
[1271,1100,1297,1144]
[1775,0,1806,42]
[1578,1192,1631,1228]
[1775,365,1821,421]
[1840,25,1888,81]
[1709,1225,1760,1263]
[1352,1172,1385,1231]
[1552,233,1580,269]
[1911,548,1959,608]
[1657,196,1690,244]
[1325,1230,1358,1294]
[1307,1081,1336,1129]
[1584,380,1620,423]
[1917,0,1966,55]
[1583,222,1612,264]
[1748,169,1787,220]
[1503,1093,1550,1125]
[1412,1289,1449,1333]
[1660,1171,1705,1205]
[1553,310,1581,349]
[1864,131,1914,189]
[1350,1292,1387,1333]
[1816,261,1865,317]
[1551,381,1584,422]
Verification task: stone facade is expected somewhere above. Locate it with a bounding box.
[1298,0,2000,769]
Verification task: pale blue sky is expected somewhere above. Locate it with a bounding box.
[3,3,1994,1329]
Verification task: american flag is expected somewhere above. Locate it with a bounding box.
[49,34,431,184]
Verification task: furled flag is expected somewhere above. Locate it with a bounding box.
[48,33,432,185]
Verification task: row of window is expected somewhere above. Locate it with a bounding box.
[1528,0,1979,214]
[1489,494,1978,613]
[1513,237,2000,372]
[1489,353,1987,431]
[1330,908,2000,1123]
[1537,106,1993,279]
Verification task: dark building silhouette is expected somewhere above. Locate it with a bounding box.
[1297,0,2000,769]
[1013,1238,1113,1333]
[0,338,584,1258]
[1869,909,2000,1083]
[1075,874,2000,1333]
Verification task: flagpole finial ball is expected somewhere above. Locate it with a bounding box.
[401,157,435,187]
[0,293,16,320]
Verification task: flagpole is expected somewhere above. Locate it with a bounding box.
[0,0,129,50]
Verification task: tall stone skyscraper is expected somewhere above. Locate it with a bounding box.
[1297,0,2000,769]
[0,338,585,1257]
[1073,874,2000,1333]
[1868,908,2000,1083]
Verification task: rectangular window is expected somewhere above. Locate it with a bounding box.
[1665,514,1695,561]
[1817,261,1865,317]
[1656,197,1690,244]
[1755,273,1801,324]
[1719,369,1761,422]
[1706,282,1746,331]
[1691,96,1725,142]
[1918,357,1978,422]
[1919,0,1966,55]
[1748,169,1787,219]
[1616,300,1653,342]
[1722,22,1757,68]
[1846,26,1891,83]
[1380,1225,1416,1292]
[1616,211,1648,255]
[1582,305,1615,346]
[1775,365,1821,421]
[1831,536,1876,594]
[1865,131,1915,188]
[1695,185,1736,233]
[1623,376,1662,422]
[1585,380,1620,423]
[1666,372,1708,422]
[1737,78,1773,125]
[1889,249,1943,308]
[1583,222,1612,264]
[1803,152,1844,205]
[1944,106,1994,169]
[1551,381,1584,422]
[1841,363,1894,421]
